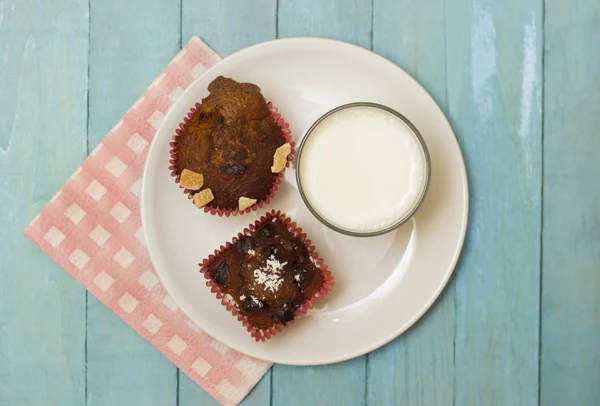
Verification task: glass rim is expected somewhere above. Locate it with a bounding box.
[295,102,432,238]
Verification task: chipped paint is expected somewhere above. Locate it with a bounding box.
[517,13,539,183]
[470,2,497,120]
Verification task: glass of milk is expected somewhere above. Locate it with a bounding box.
[296,103,431,237]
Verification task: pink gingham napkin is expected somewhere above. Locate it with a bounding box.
[23,37,271,406]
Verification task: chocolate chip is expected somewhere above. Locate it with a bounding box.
[213,262,230,287]
[198,112,212,122]
[242,296,262,312]
[274,306,295,325]
[237,237,254,253]
[215,115,225,129]
[259,224,275,238]
[293,267,309,285]
[280,239,294,252]
[220,163,246,174]
[261,245,277,259]
[294,251,308,265]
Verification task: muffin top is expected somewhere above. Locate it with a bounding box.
[207,218,324,330]
[174,76,287,210]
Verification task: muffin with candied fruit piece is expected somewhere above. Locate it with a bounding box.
[169,76,294,216]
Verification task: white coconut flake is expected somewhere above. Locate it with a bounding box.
[253,254,287,293]
[247,249,256,256]
[240,295,246,301]
[249,295,263,307]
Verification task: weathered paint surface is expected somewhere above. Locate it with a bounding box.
[1,0,598,405]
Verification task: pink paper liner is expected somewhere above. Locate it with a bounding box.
[169,102,295,217]
[198,210,335,342]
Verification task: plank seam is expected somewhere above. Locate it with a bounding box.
[443,0,449,120]
[176,368,180,406]
[179,0,183,49]
[370,0,374,50]
[364,356,370,406]
[275,0,280,39]
[537,0,546,405]
[270,366,274,406]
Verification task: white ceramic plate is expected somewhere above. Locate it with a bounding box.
[142,38,468,365]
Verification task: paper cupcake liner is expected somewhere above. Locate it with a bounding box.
[169,102,295,217]
[198,210,335,342]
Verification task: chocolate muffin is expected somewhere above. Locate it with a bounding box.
[200,211,334,341]
[170,76,293,215]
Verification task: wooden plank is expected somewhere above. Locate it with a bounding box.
[446,0,543,404]
[367,1,455,404]
[541,1,600,405]
[273,360,367,406]
[182,0,277,56]
[0,0,88,404]
[273,2,371,405]
[278,0,372,49]
[179,371,271,406]
[179,1,276,405]
[86,1,180,405]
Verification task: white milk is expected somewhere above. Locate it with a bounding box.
[299,106,427,233]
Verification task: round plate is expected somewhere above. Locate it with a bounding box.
[141,38,468,365]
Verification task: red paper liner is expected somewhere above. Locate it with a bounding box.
[198,210,335,342]
[169,102,295,217]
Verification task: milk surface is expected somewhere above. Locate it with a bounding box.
[300,106,426,232]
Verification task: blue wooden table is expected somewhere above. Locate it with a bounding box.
[1,0,599,405]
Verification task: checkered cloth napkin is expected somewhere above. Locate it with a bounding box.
[23,37,271,406]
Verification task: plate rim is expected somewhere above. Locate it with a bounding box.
[141,37,469,365]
